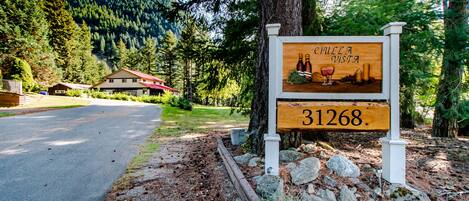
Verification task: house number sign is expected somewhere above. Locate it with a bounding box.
[264,22,408,185]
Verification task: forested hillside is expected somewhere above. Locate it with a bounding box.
[67,0,178,63]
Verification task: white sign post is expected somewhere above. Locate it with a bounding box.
[264,22,407,184]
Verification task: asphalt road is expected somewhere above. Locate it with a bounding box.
[0,99,161,201]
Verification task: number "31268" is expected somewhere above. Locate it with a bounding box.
[302,109,363,126]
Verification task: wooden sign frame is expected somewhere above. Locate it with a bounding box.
[275,36,390,100]
[264,22,407,185]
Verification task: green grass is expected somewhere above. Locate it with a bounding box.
[155,105,249,137]
[0,112,14,118]
[46,105,87,109]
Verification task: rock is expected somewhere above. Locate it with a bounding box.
[339,186,357,201]
[324,176,337,188]
[373,187,382,197]
[386,184,430,201]
[319,151,327,159]
[301,143,317,153]
[362,164,374,172]
[255,175,284,200]
[279,150,305,162]
[326,155,360,177]
[234,153,256,165]
[307,184,316,195]
[317,188,337,201]
[289,157,321,185]
[301,191,324,201]
[248,157,261,167]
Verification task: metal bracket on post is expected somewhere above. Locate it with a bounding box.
[380,22,407,184]
[264,23,281,176]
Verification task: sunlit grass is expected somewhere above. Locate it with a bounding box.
[3,94,90,109]
[0,112,14,118]
[155,105,249,137]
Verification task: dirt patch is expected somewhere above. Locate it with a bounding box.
[106,131,240,201]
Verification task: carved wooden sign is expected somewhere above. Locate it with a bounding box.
[277,101,390,131]
[282,43,383,93]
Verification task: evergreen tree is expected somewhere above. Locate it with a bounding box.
[0,0,61,86]
[41,0,82,82]
[99,36,106,55]
[141,37,157,74]
[433,0,468,137]
[160,31,178,87]
[116,38,128,69]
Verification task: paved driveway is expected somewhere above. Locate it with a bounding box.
[0,99,161,201]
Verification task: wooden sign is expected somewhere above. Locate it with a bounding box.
[282,43,383,93]
[277,101,390,131]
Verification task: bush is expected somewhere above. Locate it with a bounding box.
[64,89,193,110]
[7,57,37,92]
[66,89,83,97]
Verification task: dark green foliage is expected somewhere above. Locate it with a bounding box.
[66,0,178,65]
[0,0,61,86]
[458,100,469,135]
[324,0,441,128]
[5,57,37,92]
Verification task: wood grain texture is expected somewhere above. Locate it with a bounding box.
[277,101,390,131]
[282,43,383,81]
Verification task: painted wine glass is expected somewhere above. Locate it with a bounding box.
[320,65,335,85]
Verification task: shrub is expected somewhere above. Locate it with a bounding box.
[178,97,193,111]
[161,91,173,104]
[66,89,83,97]
[7,57,37,92]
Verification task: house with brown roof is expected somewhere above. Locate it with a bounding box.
[48,82,92,95]
[93,68,177,96]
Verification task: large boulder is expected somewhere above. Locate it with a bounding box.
[386,184,430,201]
[289,157,320,185]
[248,157,261,167]
[326,155,360,178]
[279,150,305,162]
[233,153,256,165]
[339,186,357,201]
[255,175,284,200]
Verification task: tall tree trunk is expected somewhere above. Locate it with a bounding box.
[432,0,467,137]
[249,0,302,155]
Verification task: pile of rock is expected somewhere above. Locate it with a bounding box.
[234,146,429,201]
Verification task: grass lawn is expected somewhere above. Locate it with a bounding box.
[18,94,90,109]
[112,105,248,191]
[0,112,14,118]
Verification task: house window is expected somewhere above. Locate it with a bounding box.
[132,78,137,83]
[109,78,114,83]
[122,78,127,83]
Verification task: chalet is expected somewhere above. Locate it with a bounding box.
[48,82,91,95]
[93,68,177,96]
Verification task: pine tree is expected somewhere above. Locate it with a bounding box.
[116,38,128,69]
[160,31,178,87]
[99,36,106,55]
[141,37,157,74]
[432,0,468,137]
[41,0,82,82]
[0,0,61,86]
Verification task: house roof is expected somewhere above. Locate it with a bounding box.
[92,68,168,88]
[122,68,165,83]
[57,82,91,89]
[140,82,178,92]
